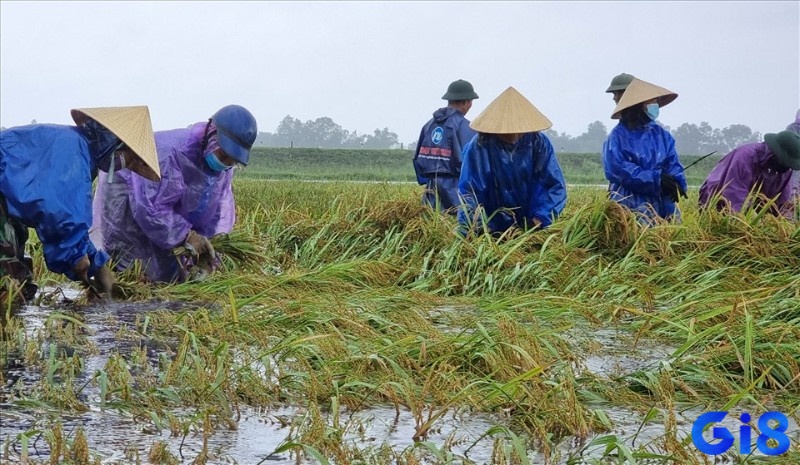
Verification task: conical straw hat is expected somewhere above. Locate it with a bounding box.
[71,106,160,181]
[611,78,678,120]
[470,86,552,134]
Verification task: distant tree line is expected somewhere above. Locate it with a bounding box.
[255,115,401,149]
[2,116,761,155]
[544,121,762,155]
[254,116,762,155]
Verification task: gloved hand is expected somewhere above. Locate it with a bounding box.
[660,172,682,202]
[184,230,215,261]
[72,254,91,284]
[93,264,115,296]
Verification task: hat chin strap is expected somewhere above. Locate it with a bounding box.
[106,147,126,184]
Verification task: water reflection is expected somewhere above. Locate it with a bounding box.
[2,299,798,464]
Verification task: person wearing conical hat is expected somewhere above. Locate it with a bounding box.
[602,77,687,224]
[606,73,635,104]
[413,79,479,214]
[0,106,161,304]
[698,130,799,218]
[457,86,567,236]
[92,105,258,283]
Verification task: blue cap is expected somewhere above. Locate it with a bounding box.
[211,105,257,165]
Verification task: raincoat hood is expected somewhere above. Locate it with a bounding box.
[80,120,122,177]
[433,107,460,123]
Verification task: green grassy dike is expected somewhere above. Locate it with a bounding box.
[239,148,724,186]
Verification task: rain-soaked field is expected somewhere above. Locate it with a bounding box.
[1,180,799,464]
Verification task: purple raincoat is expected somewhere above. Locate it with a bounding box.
[92,122,235,282]
[787,111,800,207]
[698,142,795,218]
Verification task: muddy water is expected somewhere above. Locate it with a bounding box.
[573,328,675,378]
[2,298,798,464]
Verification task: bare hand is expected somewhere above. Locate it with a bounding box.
[93,264,115,296]
[72,255,90,284]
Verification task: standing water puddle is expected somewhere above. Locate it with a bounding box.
[2,299,798,463]
[574,328,676,378]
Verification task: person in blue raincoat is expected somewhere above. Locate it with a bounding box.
[92,105,257,283]
[413,79,479,214]
[602,78,687,224]
[1,106,161,303]
[457,86,567,236]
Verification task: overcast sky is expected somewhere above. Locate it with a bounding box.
[1,1,798,146]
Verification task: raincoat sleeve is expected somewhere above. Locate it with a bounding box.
[603,132,660,196]
[206,173,236,237]
[128,149,193,249]
[457,138,488,235]
[527,135,567,227]
[663,136,688,194]
[453,121,476,170]
[38,199,109,281]
[413,127,429,185]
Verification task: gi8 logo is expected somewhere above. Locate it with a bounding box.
[431,127,444,145]
[691,411,791,455]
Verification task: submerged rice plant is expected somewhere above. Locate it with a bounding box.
[2,179,798,464]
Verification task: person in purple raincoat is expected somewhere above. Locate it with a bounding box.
[413,79,479,214]
[602,78,687,224]
[698,130,800,219]
[92,105,257,283]
[787,110,800,219]
[788,109,800,134]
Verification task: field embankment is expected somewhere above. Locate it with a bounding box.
[242,147,724,185]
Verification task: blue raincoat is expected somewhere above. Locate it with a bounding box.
[0,124,112,281]
[602,122,687,222]
[413,107,475,212]
[92,122,235,283]
[457,132,567,235]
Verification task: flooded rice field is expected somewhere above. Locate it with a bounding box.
[2,294,798,464]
